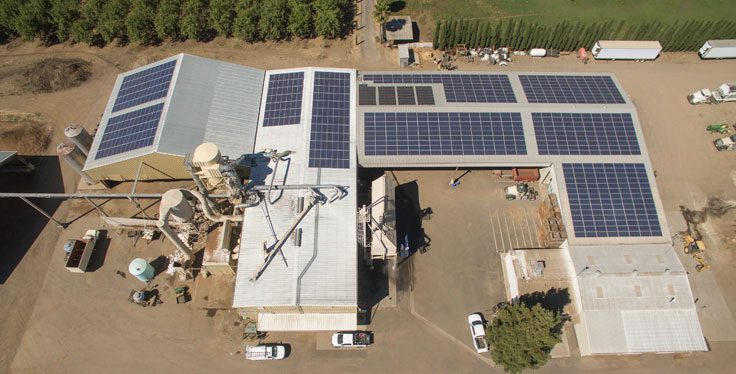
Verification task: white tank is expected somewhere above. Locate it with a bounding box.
[128,258,155,283]
[161,189,194,222]
[56,142,96,185]
[64,124,93,156]
[192,142,222,167]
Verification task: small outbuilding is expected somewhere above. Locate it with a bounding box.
[385,16,414,45]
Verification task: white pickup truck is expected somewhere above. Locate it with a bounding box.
[468,313,489,353]
[331,331,373,348]
[245,344,286,360]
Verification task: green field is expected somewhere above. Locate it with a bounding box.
[400,0,736,41]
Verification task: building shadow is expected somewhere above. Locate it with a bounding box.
[86,230,110,272]
[0,156,64,284]
[395,180,431,255]
[358,259,389,324]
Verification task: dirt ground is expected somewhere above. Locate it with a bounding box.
[2,34,736,373]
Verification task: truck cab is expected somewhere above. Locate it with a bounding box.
[689,83,736,104]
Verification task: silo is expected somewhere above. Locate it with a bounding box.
[64,124,93,156]
[128,258,155,283]
[161,189,194,222]
[56,142,97,185]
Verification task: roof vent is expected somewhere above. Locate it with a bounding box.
[632,269,639,277]
[664,268,671,275]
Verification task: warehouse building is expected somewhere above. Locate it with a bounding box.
[84,55,706,353]
[83,54,264,181]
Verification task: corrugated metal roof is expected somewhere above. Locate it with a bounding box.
[570,244,707,354]
[84,54,264,171]
[233,68,357,309]
[257,312,356,331]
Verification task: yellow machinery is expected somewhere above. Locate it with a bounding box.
[693,254,710,272]
[681,234,705,254]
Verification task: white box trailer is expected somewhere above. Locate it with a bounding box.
[591,40,662,60]
[699,39,736,59]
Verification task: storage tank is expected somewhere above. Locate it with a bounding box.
[192,142,222,167]
[160,189,194,222]
[128,258,155,283]
[64,124,93,156]
[56,142,97,185]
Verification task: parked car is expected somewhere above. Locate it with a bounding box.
[468,313,489,353]
[245,344,287,360]
[331,331,372,348]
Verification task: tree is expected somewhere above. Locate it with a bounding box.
[372,0,389,42]
[180,0,210,41]
[287,0,312,39]
[259,0,288,41]
[486,303,562,374]
[98,0,129,44]
[12,0,52,42]
[126,0,157,44]
[154,0,181,41]
[50,0,80,42]
[70,0,103,44]
[313,0,341,39]
[209,0,235,37]
[233,0,259,42]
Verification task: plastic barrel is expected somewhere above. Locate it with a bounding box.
[128,258,155,283]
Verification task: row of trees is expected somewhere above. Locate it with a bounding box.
[0,0,352,45]
[433,17,736,52]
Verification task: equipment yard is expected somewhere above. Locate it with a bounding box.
[2,33,736,374]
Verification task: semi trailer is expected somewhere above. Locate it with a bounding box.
[591,40,662,60]
[699,40,736,59]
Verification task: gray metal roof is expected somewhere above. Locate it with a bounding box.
[84,54,264,171]
[569,244,707,354]
[233,68,358,308]
[356,71,670,246]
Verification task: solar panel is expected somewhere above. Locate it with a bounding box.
[309,72,351,169]
[358,84,377,105]
[378,86,397,105]
[262,72,304,126]
[112,61,176,113]
[520,75,625,104]
[362,74,516,103]
[533,113,641,155]
[364,112,526,156]
[415,86,435,105]
[95,103,164,159]
[563,163,661,238]
[396,86,416,105]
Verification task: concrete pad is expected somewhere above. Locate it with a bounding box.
[551,328,571,358]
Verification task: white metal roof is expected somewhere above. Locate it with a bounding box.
[570,244,707,355]
[595,40,663,49]
[233,67,357,308]
[705,39,736,47]
[84,54,264,171]
[257,312,356,331]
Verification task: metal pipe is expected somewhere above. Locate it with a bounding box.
[156,209,194,262]
[19,197,66,228]
[250,184,345,191]
[185,190,243,222]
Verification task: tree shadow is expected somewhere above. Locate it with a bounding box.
[389,1,406,12]
[518,287,571,316]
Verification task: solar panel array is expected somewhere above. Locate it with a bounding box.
[364,112,526,156]
[563,163,661,238]
[95,103,164,159]
[520,75,625,104]
[309,72,351,169]
[112,61,176,112]
[533,113,641,155]
[358,84,377,105]
[263,72,304,126]
[362,74,516,103]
